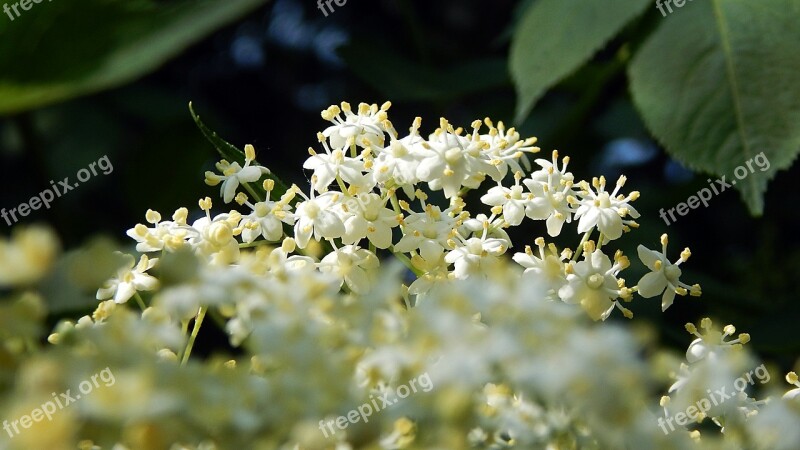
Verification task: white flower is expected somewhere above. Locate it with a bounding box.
[480,172,534,226]
[523,151,577,237]
[394,201,460,261]
[126,208,192,253]
[318,245,379,293]
[512,237,568,300]
[407,249,450,299]
[304,132,370,192]
[558,247,631,321]
[293,190,345,249]
[372,126,425,191]
[340,193,400,249]
[636,234,701,311]
[574,174,639,241]
[96,254,159,304]
[238,187,296,244]
[182,198,243,265]
[478,118,539,181]
[683,318,750,364]
[321,101,390,150]
[458,213,510,244]
[445,223,508,280]
[204,145,270,203]
[416,119,491,198]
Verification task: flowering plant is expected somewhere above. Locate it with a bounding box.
[0,102,798,449]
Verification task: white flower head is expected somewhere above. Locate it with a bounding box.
[445,219,508,280]
[636,234,701,311]
[96,253,159,304]
[126,208,192,253]
[683,318,750,364]
[481,172,534,226]
[416,118,492,198]
[557,245,632,321]
[304,132,371,193]
[205,145,270,203]
[478,118,539,181]
[393,197,462,262]
[318,245,379,293]
[186,198,242,265]
[574,174,640,241]
[321,101,391,150]
[293,189,346,249]
[339,192,401,249]
[238,184,296,244]
[372,119,426,192]
[512,237,569,301]
[523,151,577,237]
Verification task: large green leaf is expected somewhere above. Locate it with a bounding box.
[629,0,800,215]
[0,0,267,115]
[510,0,651,123]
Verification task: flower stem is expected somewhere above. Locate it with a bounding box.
[572,230,593,261]
[133,293,147,311]
[181,307,207,365]
[242,182,264,203]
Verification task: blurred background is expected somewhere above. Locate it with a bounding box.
[0,0,798,365]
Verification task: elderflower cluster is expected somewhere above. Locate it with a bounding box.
[111,102,701,322]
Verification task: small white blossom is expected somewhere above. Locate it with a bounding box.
[480,172,534,226]
[574,174,639,241]
[96,254,159,304]
[339,192,401,249]
[636,234,701,311]
[321,101,391,150]
[512,237,569,300]
[293,190,346,249]
[318,245,379,293]
[683,318,750,364]
[205,145,270,203]
[304,132,370,192]
[558,247,631,321]
[523,151,577,237]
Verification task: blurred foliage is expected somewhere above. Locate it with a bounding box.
[0,0,798,366]
[0,0,267,114]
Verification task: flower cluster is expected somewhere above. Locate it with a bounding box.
[112,102,701,321]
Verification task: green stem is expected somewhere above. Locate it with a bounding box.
[392,250,423,276]
[242,182,264,203]
[181,307,207,365]
[572,230,593,261]
[133,292,147,311]
[239,240,271,249]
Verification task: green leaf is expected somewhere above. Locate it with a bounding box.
[0,0,267,115]
[629,0,800,215]
[510,0,651,122]
[338,41,510,101]
[189,102,290,201]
